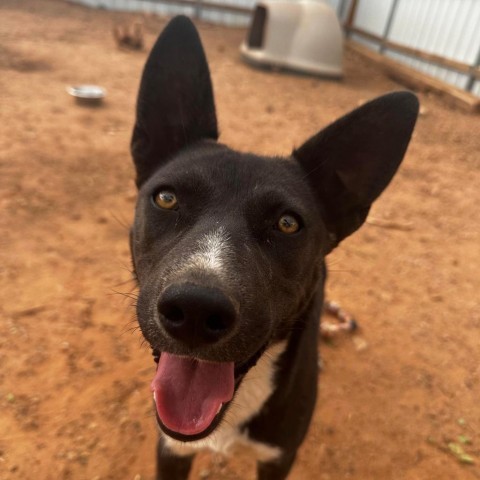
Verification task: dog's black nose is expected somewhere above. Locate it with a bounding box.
[158,283,237,347]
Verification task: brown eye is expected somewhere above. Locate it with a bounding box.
[277,214,300,234]
[154,190,177,210]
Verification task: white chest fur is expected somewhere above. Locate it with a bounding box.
[163,341,287,463]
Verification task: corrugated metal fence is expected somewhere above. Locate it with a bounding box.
[70,0,480,97]
[344,0,480,96]
[70,0,255,26]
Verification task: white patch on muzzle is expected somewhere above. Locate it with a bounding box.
[180,226,232,276]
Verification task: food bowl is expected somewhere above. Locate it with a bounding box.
[66,85,106,105]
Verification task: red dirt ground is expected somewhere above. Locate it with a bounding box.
[1,1,479,479]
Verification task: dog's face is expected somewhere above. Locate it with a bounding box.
[133,143,326,359]
[130,16,418,442]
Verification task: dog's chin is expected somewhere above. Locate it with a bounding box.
[152,342,268,443]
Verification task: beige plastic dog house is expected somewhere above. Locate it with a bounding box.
[241,0,343,78]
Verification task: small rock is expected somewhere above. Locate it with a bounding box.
[93,359,104,369]
[379,291,393,301]
[318,358,324,371]
[353,336,368,352]
[199,469,211,479]
[131,421,142,433]
[66,451,77,461]
[213,455,227,468]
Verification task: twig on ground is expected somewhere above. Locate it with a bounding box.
[366,217,414,231]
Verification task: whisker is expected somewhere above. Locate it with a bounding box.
[111,277,137,288]
[109,210,131,231]
[109,289,139,301]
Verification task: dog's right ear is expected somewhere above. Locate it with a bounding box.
[131,16,218,188]
[293,91,419,251]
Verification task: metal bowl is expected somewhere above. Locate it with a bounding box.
[67,85,106,105]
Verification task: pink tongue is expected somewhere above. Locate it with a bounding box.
[151,353,234,436]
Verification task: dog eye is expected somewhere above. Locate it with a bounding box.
[154,190,178,210]
[277,214,300,234]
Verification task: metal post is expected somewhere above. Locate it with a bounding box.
[338,0,348,22]
[194,0,202,19]
[345,0,359,37]
[380,0,400,54]
[466,44,480,92]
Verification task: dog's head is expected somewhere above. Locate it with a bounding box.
[130,16,418,441]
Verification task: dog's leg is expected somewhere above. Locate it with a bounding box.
[156,437,194,480]
[247,301,322,480]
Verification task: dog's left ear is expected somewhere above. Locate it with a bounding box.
[293,91,419,251]
[131,16,218,187]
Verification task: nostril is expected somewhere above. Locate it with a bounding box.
[163,305,184,324]
[158,283,237,346]
[159,297,185,326]
[205,314,228,333]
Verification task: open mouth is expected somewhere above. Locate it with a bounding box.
[150,345,267,442]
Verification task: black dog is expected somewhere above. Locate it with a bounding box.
[129,16,418,480]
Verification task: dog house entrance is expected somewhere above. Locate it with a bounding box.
[247,6,267,49]
[241,1,343,78]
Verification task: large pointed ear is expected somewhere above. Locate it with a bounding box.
[131,16,218,188]
[293,91,419,250]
